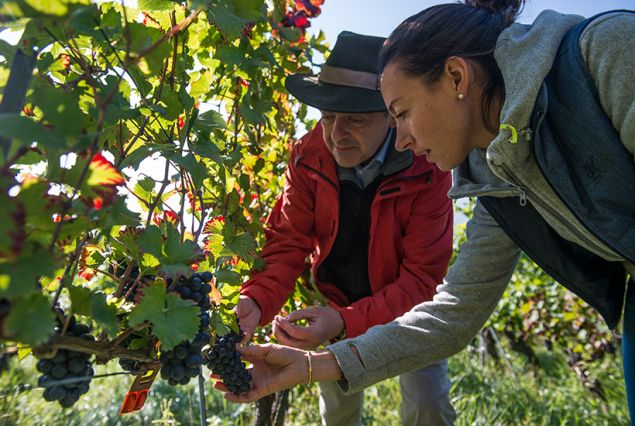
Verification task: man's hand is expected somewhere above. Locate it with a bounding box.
[213,343,308,403]
[236,295,261,342]
[273,306,344,350]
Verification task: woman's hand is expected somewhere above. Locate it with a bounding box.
[213,343,308,403]
[213,343,344,403]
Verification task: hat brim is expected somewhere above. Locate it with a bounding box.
[285,74,386,113]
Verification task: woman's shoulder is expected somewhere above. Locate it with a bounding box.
[578,11,634,60]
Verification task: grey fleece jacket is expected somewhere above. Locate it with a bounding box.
[328,10,635,393]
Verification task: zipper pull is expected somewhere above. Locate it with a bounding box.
[518,187,527,206]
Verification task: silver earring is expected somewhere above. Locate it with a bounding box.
[458,93,465,100]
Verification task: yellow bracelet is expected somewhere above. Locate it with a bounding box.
[306,350,313,384]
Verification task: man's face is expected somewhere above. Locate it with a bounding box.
[320,111,394,168]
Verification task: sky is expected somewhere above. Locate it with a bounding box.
[307,0,634,44]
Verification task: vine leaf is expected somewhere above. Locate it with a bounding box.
[220,232,256,258]
[138,225,205,279]
[5,293,55,345]
[138,0,173,11]
[0,247,56,298]
[54,152,126,209]
[215,269,242,285]
[128,284,199,350]
[0,114,64,149]
[207,2,247,40]
[68,286,118,336]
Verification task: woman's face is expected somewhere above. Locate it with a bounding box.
[380,59,484,171]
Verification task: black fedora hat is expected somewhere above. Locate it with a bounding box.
[285,31,386,113]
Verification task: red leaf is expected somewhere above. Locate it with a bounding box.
[164,210,179,223]
[88,153,125,186]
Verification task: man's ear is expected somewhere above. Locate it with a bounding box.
[444,56,471,98]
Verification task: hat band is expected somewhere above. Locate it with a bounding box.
[318,65,380,91]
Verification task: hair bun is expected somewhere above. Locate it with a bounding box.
[464,0,525,19]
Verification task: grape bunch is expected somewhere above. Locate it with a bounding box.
[205,330,251,395]
[109,261,154,302]
[159,271,213,385]
[36,316,95,407]
[159,331,209,385]
[170,271,213,311]
[117,333,146,373]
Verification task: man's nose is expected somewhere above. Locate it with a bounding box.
[330,117,349,142]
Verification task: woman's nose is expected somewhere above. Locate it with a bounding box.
[394,127,413,152]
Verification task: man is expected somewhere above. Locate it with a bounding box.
[237,31,455,425]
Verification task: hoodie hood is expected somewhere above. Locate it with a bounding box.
[450,10,584,199]
[487,10,584,172]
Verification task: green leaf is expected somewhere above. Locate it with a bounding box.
[69,4,100,36]
[128,284,200,350]
[138,0,174,11]
[190,69,213,100]
[220,232,255,258]
[156,87,183,121]
[0,247,56,298]
[0,39,16,64]
[234,0,265,21]
[68,286,119,336]
[169,153,207,188]
[121,143,178,170]
[193,109,227,132]
[133,176,155,208]
[5,294,55,345]
[207,3,247,40]
[215,269,242,285]
[209,310,231,336]
[128,23,171,75]
[98,198,141,228]
[31,83,86,137]
[216,44,248,68]
[204,233,224,258]
[138,225,205,278]
[33,0,90,15]
[0,114,64,149]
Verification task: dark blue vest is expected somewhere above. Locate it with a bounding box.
[481,11,634,329]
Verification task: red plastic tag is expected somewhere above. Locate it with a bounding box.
[119,362,160,415]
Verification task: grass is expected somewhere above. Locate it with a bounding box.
[0,345,629,425]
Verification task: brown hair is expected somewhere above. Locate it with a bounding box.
[379,0,525,132]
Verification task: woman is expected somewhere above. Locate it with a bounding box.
[215,0,635,418]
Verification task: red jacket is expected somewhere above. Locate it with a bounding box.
[241,123,453,338]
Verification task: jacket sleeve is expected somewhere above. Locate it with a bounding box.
[240,139,317,325]
[328,200,521,393]
[333,168,454,338]
[579,11,635,161]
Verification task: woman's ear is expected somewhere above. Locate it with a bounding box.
[444,56,471,98]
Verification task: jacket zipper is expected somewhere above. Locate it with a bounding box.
[499,163,621,261]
